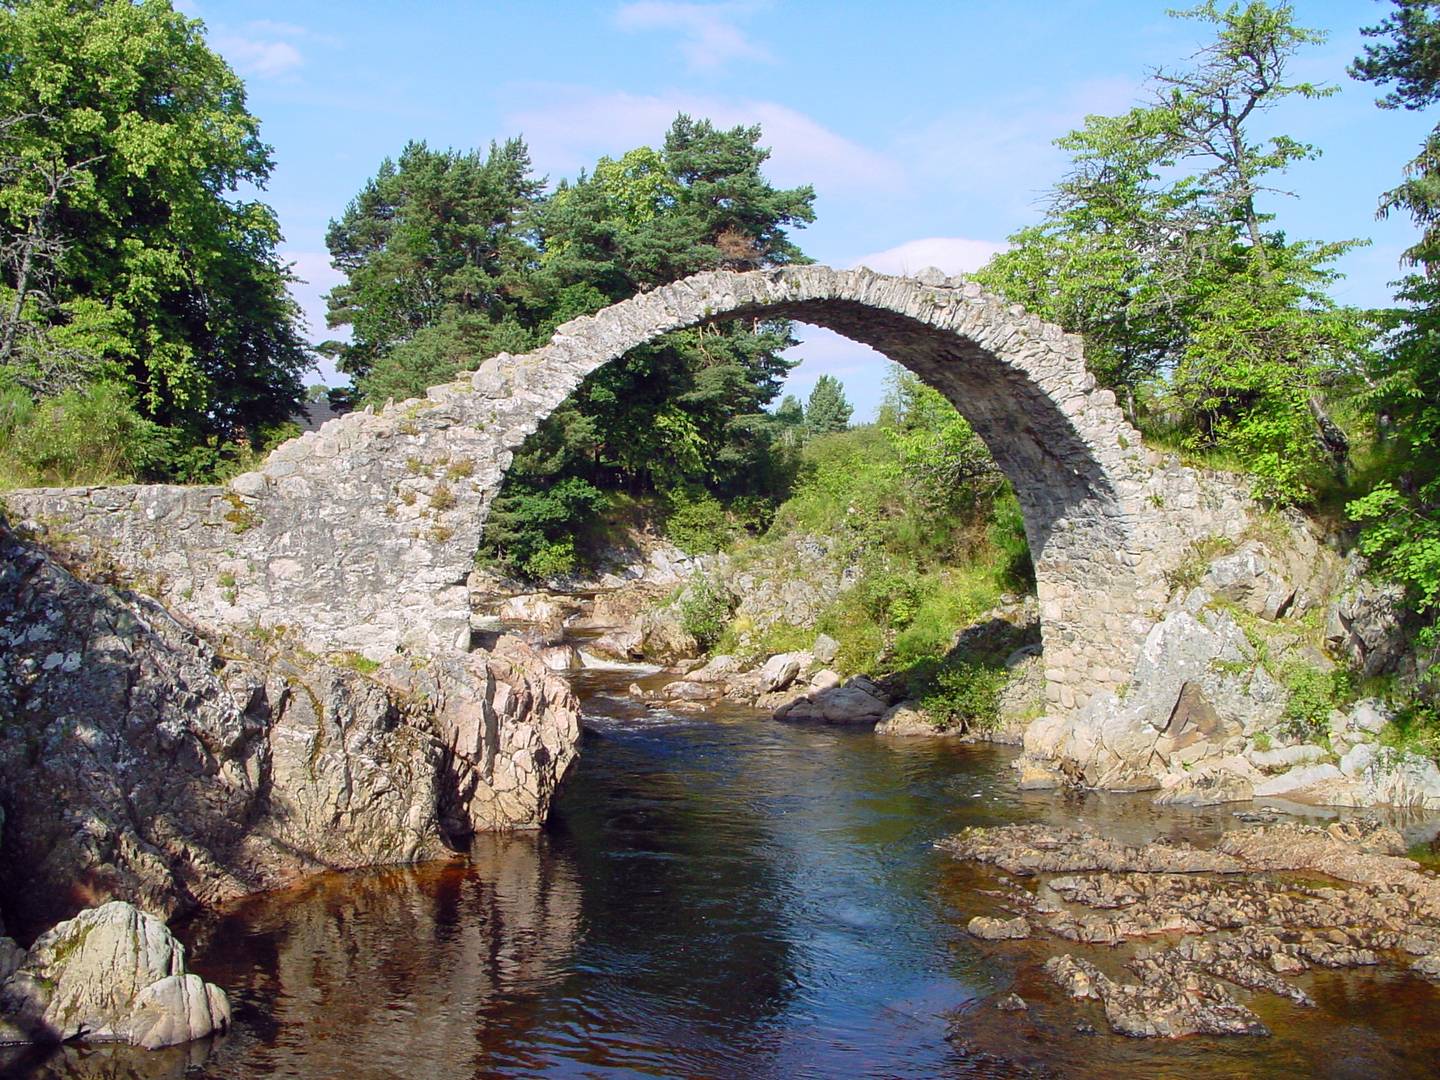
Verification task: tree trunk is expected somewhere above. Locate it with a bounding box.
[0,221,37,365]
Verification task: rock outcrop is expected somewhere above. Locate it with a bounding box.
[0,518,581,937]
[0,901,229,1048]
[1014,517,1438,810]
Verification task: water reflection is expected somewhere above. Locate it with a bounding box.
[179,833,584,1078]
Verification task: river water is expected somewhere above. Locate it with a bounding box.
[15,658,1440,1078]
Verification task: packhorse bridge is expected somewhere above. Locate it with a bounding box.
[6,265,1246,715]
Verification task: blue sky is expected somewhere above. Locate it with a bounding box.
[182,1,1435,418]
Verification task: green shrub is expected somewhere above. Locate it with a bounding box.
[679,577,733,652]
[1380,693,1440,763]
[855,568,924,630]
[2,383,167,486]
[664,487,733,554]
[478,476,608,580]
[523,538,579,580]
[918,659,1009,732]
[1278,665,1354,742]
[337,651,381,675]
[714,618,810,666]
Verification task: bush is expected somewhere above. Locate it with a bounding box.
[2,382,167,486]
[679,577,733,652]
[1381,690,1440,763]
[523,538,579,580]
[918,659,1009,732]
[664,487,733,554]
[1278,665,1354,743]
[478,476,608,580]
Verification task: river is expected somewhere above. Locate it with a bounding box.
[14,653,1440,1078]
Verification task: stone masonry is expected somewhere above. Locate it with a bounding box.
[3,265,1253,716]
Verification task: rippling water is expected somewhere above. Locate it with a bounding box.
[12,663,1440,1078]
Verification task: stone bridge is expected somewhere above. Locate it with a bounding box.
[5,265,1247,715]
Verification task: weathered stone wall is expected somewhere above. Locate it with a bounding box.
[3,265,1255,714]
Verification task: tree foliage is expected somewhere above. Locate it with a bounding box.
[804,374,852,436]
[0,0,310,480]
[1350,2,1440,650]
[324,138,542,399]
[976,1,1370,503]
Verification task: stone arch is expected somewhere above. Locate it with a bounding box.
[7,266,1223,714]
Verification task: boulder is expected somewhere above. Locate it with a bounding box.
[687,654,743,683]
[1320,748,1440,810]
[1253,763,1345,798]
[586,628,643,662]
[809,668,842,692]
[535,643,579,671]
[1153,767,1255,807]
[1202,543,1296,620]
[758,652,803,693]
[1247,743,1328,772]
[497,593,567,628]
[1343,698,1391,736]
[967,915,1031,941]
[638,603,699,663]
[775,679,889,726]
[875,701,939,737]
[660,680,723,703]
[0,901,229,1049]
[812,634,840,664]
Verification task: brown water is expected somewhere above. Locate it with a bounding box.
[9,660,1440,1078]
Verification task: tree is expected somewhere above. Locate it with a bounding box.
[1349,2,1440,646]
[431,116,813,577]
[0,0,310,463]
[1352,0,1440,267]
[324,138,543,400]
[976,1,1370,502]
[804,375,852,436]
[525,117,813,496]
[879,370,1000,523]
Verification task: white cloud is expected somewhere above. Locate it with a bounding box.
[849,236,1006,277]
[215,33,303,79]
[615,1,771,73]
[212,18,339,80]
[504,88,903,195]
[782,323,880,375]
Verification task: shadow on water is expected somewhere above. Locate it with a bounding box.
[10,657,1440,1078]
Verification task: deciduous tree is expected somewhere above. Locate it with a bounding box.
[0,0,310,459]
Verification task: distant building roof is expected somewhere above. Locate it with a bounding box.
[295,393,355,433]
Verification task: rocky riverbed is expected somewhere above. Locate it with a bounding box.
[944,818,1440,1040]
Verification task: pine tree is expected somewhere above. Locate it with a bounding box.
[805,375,852,435]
